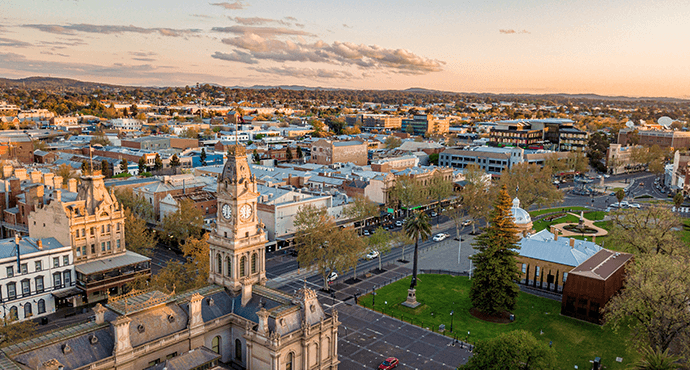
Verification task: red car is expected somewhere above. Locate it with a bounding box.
[378,357,399,369]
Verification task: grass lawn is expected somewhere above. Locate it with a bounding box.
[584,211,606,221]
[529,206,587,217]
[359,274,638,370]
[533,214,579,232]
[681,219,690,245]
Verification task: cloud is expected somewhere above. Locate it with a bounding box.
[343,24,352,28]
[133,57,156,62]
[23,23,200,37]
[499,29,530,34]
[212,25,315,38]
[0,37,32,48]
[252,66,355,79]
[40,51,69,57]
[211,50,258,64]
[37,38,87,47]
[218,34,445,74]
[284,16,298,22]
[231,17,290,26]
[209,1,245,9]
[129,51,158,57]
[191,14,213,19]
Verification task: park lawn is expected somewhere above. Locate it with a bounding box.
[359,274,638,370]
[584,211,606,221]
[529,206,587,217]
[681,219,690,245]
[533,214,580,232]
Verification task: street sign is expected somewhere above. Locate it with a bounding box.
[387,208,394,214]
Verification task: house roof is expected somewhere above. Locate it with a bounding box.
[517,229,602,267]
[149,347,220,370]
[569,249,633,280]
[0,237,67,260]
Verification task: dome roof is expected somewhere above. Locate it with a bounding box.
[511,197,531,225]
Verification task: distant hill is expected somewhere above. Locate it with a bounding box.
[0,76,135,92]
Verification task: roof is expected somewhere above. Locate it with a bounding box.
[0,237,67,260]
[332,140,363,147]
[149,347,220,370]
[569,249,633,280]
[517,229,602,267]
[75,250,150,275]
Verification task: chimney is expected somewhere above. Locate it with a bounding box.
[569,238,575,248]
[53,189,62,202]
[256,307,269,335]
[15,234,20,245]
[112,316,132,355]
[53,176,63,189]
[241,283,253,307]
[37,239,43,250]
[14,168,26,181]
[2,165,12,179]
[30,171,41,184]
[553,228,558,241]
[43,173,54,188]
[189,293,204,329]
[67,178,77,193]
[93,303,107,324]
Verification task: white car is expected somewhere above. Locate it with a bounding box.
[461,220,472,227]
[430,211,438,217]
[630,203,641,209]
[620,201,631,208]
[432,233,449,242]
[327,271,338,283]
[366,250,380,260]
[395,220,403,227]
[362,229,370,236]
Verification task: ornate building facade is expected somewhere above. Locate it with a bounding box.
[1,144,339,370]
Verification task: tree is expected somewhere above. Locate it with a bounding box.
[200,148,207,166]
[138,156,146,174]
[54,163,74,184]
[90,131,111,146]
[460,330,556,370]
[673,192,684,208]
[115,188,155,221]
[81,160,91,175]
[344,194,379,226]
[388,177,424,217]
[181,127,199,138]
[100,159,110,178]
[124,208,155,257]
[428,153,439,165]
[286,147,293,162]
[469,185,521,315]
[296,146,303,160]
[161,198,204,246]
[608,206,684,255]
[294,205,362,290]
[605,254,690,356]
[368,226,393,271]
[253,149,260,164]
[403,210,431,289]
[498,162,563,210]
[427,173,454,224]
[631,347,682,370]
[384,136,402,149]
[169,154,180,168]
[153,153,163,171]
[0,317,37,345]
[152,235,210,293]
[159,125,171,134]
[119,159,128,174]
[460,164,493,234]
[615,188,625,203]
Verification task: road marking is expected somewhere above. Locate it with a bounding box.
[367,328,383,336]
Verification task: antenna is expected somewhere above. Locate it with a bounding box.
[658,116,673,129]
[625,120,635,129]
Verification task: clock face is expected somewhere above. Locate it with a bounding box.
[239,204,253,221]
[222,204,232,219]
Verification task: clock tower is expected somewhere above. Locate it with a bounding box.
[208,144,267,293]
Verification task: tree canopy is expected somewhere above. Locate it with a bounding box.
[498,162,563,210]
[608,206,685,256]
[461,330,557,370]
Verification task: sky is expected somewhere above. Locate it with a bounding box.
[1,0,689,98]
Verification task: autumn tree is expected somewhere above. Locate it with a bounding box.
[124,208,156,257]
[0,317,37,345]
[426,172,454,224]
[461,330,556,370]
[161,198,204,246]
[673,192,684,208]
[182,127,199,138]
[460,164,493,234]
[498,162,563,210]
[152,235,210,292]
[367,227,393,271]
[90,131,111,146]
[159,125,171,134]
[252,149,260,164]
[153,153,163,171]
[344,194,379,227]
[605,254,690,357]
[115,188,155,221]
[388,176,424,217]
[469,185,521,315]
[54,163,74,184]
[608,206,684,255]
[615,188,625,203]
[384,136,402,149]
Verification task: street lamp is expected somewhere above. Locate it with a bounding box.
[372,291,376,308]
[450,310,454,333]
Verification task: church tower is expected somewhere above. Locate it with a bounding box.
[208,144,267,293]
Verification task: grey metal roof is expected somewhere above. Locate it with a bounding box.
[0,237,66,260]
[150,347,220,370]
[516,229,602,267]
[75,250,150,275]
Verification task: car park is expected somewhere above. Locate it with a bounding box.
[432,233,449,242]
[378,357,399,370]
[366,250,380,260]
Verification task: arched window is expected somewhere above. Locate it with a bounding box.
[24,303,32,318]
[37,299,46,314]
[286,352,294,370]
[216,254,222,274]
[251,253,257,274]
[240,257,246,277]
[226,256,232,277]
[9,306,17,321]
[235,339,242,361]
[212,336,221,354]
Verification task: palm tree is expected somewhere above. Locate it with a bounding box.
[632,347,682,370]
[403,210,431,289]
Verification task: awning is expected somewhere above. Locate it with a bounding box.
[75,251,150,275]
[52,287,82,299]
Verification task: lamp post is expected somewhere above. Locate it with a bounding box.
[450,310,454,333]
[384,301,388,314]
[372,291,376,308]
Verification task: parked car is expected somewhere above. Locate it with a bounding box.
[327,271,338,283]
[630,203,641,209]
[605,207,612,212]
[432,233,449,242]
[362,229,370,236]
[395,220,403,227]
[366,250,380,260]
[604,174,610,178]
[620,201,631,208]
[461,220,472,227]
[378,357,399,370]
[430,211,438,217]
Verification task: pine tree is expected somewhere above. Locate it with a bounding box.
[169,154,180,168]
[120,159,128,174]
[200,148,207,166]
[253,149,261,164]
[138,156,146,174]
[100,159,110,178]
[469,185,521,316]
[296,146,303,160]
[286,147,293,162]
[153,153,163,171]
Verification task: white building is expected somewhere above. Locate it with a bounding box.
[0,236,74,322]
[107,118,143,131]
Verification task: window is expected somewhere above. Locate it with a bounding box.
[216,254,222,274]
[521,264,526,273]
[7,283,16,300]
[107,224,111,233]
[53,257,59,268]
[116,239,121,249]
[35,261,42,271]
[106,241,111,251]
[37,299,45,314]
[240,256,246,277]
[148,359,160,367]
[53,272,62,289]
[116,223,121,231]
[166,352,177,360]
[81,228,85,237]
[90,227,95,236]
[24,303,32,318]
[91,244,95,254]
[226,257,232,277]
[212,336,221,354]
[76,247,81,257]
[63,271,71,286]
[563,272,568,283]
[9,306,17,321]
[21,280,30,296]
[63,256,69,266]
[6,266,13,278]
[251,253,257,274]
[286,352,293,370]
[35,276,44,293]
[235,339,242,361]
[101,242,105,252]
[20,263,27,274]
[536,266,541,277]
[101,225,105,234]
